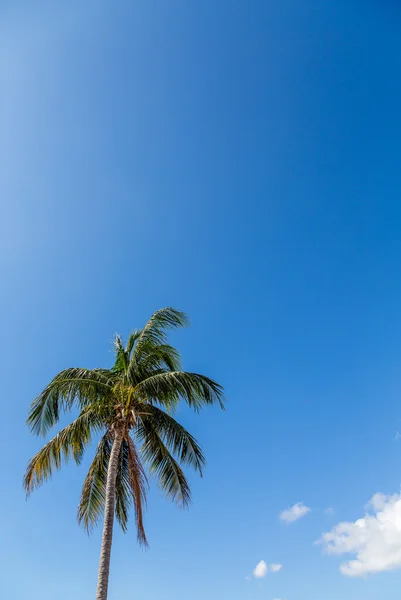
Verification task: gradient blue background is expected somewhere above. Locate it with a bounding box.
[2,1,401,598]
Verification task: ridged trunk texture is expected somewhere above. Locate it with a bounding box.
[95,430,123,600]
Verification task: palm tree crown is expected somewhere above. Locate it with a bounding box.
[24,308,224,547]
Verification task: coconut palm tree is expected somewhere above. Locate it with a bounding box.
[24,308,224,600]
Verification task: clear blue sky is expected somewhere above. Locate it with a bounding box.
[2,1,401,598]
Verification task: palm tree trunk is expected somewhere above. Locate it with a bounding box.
[96,429,123,600]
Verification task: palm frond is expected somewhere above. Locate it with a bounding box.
[139,344,181,372]
[77,434,142,535]
[27,368,114,436]
[125,329,141,356]
[77,433,111,532]
[127,436,148,546]
[137,421,191,507]
[24,408,103,495]
[133,308,188,355]
[140,406,205,475]
[112,335,129,374]
[126,343,182,385]
[134,371,225,412]
[115,438,131,532]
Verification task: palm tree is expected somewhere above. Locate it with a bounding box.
[24,308,224,600]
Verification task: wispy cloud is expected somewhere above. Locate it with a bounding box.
[280,502,311,523]
[324,507,334,516]
[319,491,401,576]
[270,563,282,572]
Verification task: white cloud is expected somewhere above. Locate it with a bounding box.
[319,491,401,577]
[280,502,311,523]
[253,560,268,578]
[325,507,335,516]
[252,561,282,579]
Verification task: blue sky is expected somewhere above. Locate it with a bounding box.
[2,1,401,598]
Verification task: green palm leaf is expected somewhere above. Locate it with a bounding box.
[77,434,111,532]
[28,368,114,436]
[125,329,141,356]
[24,407,103,494]
[137,421,191,507]
[127,344,182,385]
[113,335,129,375]
[140,406,205,474]
[127,436,148,546]
[135,371,224,412]
[132,308,188,358]
[115,438,132,533]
